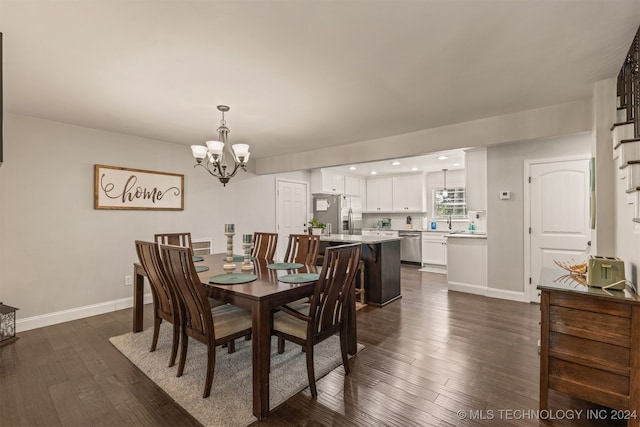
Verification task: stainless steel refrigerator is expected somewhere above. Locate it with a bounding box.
[312,194,362,235]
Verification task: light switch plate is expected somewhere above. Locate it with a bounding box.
[500,191,511,200]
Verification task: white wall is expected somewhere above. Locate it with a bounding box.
[0,114,306,330]
[615,161,640,286]
[486,133,592,294]
[256,99,592,174]
[591,79,617,255]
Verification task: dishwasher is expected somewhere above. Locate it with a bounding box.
[399,231,422,263]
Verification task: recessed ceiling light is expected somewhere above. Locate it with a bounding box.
[452,163,460,167]
[437,156,448,160]
[349,166,357,170]
[391,161,400,166]
[370,171,377,175]
[410,167,418,171]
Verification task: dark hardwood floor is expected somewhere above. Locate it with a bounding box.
[0,265,627,426]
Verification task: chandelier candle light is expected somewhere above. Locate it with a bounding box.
[241,234,254,271]
[223,224,236,273]
[191,105,250,186]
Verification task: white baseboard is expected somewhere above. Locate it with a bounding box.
[419,265,447,274]
[17,293,153,333]
[447,281,486,296]
[486,287,526,302]
[448,282,526,302]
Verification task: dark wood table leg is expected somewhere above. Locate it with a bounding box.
[133,263,145,333]
[252,301,271,420]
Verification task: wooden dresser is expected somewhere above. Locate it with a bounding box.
[538,268,640,426]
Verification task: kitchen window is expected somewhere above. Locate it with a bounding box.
[432,187,467,219]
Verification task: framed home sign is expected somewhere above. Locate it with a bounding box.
[94,164,184,210]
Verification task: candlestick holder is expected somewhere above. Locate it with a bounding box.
[223,232,236,273]
[241,242,254,271]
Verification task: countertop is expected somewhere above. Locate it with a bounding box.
[362,227,488,238]
[320,234,402,244]
[364,227,451,233]
[446,231,487,239]
[537,267,638,302]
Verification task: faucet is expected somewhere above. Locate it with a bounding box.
[447,215,452,230]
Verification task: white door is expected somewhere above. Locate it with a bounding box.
[527,158,591,302]
[276,179,308,261]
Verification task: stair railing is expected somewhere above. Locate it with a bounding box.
[617,27,640,139]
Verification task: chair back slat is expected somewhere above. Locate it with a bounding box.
[309,243,361,337]
[283,234,320,264]
[160,244,214,342]
[155,233,193,250]
[252,232,278,260]
[135,240,178,320]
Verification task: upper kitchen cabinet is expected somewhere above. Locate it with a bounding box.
[392,174,425,212]
[310,169,345,194]
[366,177,393,211]
[344,175,366,199]
[465,148,487,211]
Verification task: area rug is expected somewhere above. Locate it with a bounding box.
[110,323,357,427]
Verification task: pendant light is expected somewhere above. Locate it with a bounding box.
[442,168,448,199]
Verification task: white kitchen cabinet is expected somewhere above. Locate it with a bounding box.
[421,232,447,267]
[446,235,487,295]
[366,177,393,211]
[465,148,487,211]
[359,178,367,208]
[392,174,425,212]
[311,169,345,194]
[344,175,366,198]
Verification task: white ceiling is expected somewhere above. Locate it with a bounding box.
[324,148,467,177]
[2,1,640,162]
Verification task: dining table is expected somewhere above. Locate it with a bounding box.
[132,252,358,420]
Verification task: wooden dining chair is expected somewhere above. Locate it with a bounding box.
[283,234,320,265]
[160,243,253,398]
[135,240,181,367]
[252,232,278,260]
[272,242,361,398]
[154,232,193,250]
[155,232,226,309]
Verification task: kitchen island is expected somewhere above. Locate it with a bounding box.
[320,234,401,305]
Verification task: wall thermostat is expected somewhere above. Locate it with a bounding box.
[500,191,511,200]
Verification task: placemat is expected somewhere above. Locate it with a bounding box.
[195,266,209,273]
[233,255,255,262]
[278,273,320,284]
[192,256,204,262]
[267,262,304,270]
[209,273,257,285]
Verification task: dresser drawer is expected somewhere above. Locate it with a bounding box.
[550,292,631,317]
[549,358,630,410]
[550,305,631,347]
[549,332,630,375]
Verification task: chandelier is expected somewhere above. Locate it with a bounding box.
[190,105,250,186]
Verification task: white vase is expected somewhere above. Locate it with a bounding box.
[311,228,323,235]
